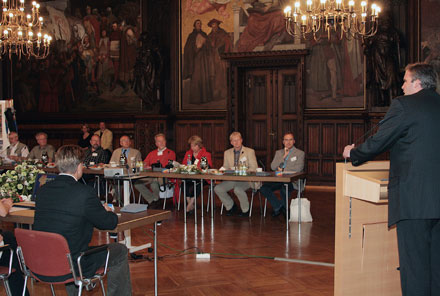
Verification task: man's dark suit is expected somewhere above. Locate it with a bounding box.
[34,175,118,277]
[350,88,440,295]
[33,175,131,296]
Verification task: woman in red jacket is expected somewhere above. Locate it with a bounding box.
[182,135,212,214]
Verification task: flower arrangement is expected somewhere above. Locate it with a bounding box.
[0,162,45,202]
[170,164,201,174]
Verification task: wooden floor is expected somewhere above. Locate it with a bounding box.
[1,187,335,296]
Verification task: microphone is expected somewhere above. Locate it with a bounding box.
[352,118,385,146]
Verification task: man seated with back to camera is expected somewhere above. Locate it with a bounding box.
[259,132,305,218]
[134,133,176,207]
[34,145,132,296]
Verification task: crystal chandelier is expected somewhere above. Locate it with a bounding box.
[0,0,51,59]
[283,0,381,40]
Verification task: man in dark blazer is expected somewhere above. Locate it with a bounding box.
[343,63,440,296]
[34,145,132,296]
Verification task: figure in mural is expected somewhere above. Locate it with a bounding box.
[207,18,231,101]
[133,33,163,110]
[119,21,139,90]
[364,12,402,107]
[185,0,231,18]
[183,19,214,104]
[39,59,61,113]
[236,0,289,52]
[96,28,112,94]
[109,21,122,90]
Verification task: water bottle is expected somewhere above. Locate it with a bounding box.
[41,151,48,165]
[187,154,191,165]
[119,153,126,166]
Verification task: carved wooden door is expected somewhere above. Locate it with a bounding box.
[243,68,301,170]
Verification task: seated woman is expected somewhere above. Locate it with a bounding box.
[182,135,212,213]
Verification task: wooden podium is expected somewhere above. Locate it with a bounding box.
[334,161,401,295]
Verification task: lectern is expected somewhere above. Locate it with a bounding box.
[334,161,401,295]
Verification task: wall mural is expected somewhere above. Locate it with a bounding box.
[180,0,366,110]
[13,0,148,114]
[420,0,440,93]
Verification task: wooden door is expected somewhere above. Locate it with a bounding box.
[242,68,301,170]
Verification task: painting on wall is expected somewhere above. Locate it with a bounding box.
[12,0,154,114]
[304,36,366,110]
[420,0,440,92]
[179,0,300,111]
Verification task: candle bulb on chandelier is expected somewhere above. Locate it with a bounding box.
[301,15,307,26]
[348,0,354,12]
[336,0,342,11]
[306,0,312,12]
[294,1,300,13]
[320,0,326,11]
[361,1,366,13]
[283,6,292,18]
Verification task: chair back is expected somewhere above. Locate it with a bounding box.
[14,228,73,282]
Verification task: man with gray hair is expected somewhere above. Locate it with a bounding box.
[28,132,56,162]
[214,131,258,216]
[343,63,440,296]
[34,145,132,295]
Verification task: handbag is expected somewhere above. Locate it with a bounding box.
[159,183,174,199]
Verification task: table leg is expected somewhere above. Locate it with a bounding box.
[183,180,187,223]
[210,180,214,220]
[123,180,130,206]
[297,179,302,224]
[154,221,158,296]
[285,184,289,231]
[193,180,197,225]
[122,229,151,253]
[200,180,204,218]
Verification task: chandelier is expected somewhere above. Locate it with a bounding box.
[283,0,381,40]
[0,0,51,59]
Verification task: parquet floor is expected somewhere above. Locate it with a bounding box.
[1,187,335,296]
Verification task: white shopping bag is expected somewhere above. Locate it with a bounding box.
[159,184,174,199]
[289,198,313,222]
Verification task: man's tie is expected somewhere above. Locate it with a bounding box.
[122,149,127,158]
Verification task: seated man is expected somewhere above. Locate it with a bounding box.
[34,145,132,296]
[134,133,176,205]
[1,132,29,161]
[84,135,110,166]
[110,135,142,167]
[214,131,258,217]
[259,132,305,217]
[27,132,56,162]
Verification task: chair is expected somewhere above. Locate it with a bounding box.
[218,188,263,217]
[263,178,307,217]
[15,228,109,296]
[0,245,14,296]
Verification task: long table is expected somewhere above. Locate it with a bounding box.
[0,205,170,296]
[1,164,306,230]
[138,170,306,230]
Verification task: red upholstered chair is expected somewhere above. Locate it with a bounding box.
[14,228,109,296]
[0,245,14,296]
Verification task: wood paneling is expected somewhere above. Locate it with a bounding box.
[305,117,367,183]
[175,119,227,168]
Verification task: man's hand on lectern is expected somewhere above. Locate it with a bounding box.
[343,144,355,159]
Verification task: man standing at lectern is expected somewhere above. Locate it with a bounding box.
[343,63,440,296]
